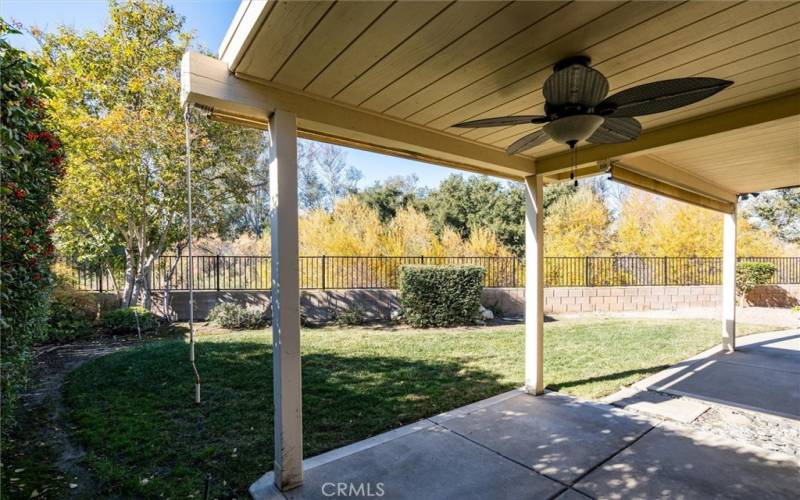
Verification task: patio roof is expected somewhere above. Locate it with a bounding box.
[180,1,800,493]
[184,0,800,195]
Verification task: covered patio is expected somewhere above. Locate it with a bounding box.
[249,367,799,499]
[180,1,800,497]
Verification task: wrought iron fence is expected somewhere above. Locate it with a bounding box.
[60,255,800,292]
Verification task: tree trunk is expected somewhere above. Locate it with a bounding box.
[141,264,153,310]
[122,248,136,307]
[131,254,155,310]
[161,244,185,323]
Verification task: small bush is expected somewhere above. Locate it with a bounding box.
[100,307,158,336]
[736,261,776,303]
[336,307,366,326]
[399,265,485,327]
[45,282,96,343]
[208,303,267,330]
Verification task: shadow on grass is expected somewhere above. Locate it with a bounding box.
[547,365,671,392]
[64,339,511,498]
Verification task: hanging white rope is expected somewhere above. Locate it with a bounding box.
[184,105,201,404]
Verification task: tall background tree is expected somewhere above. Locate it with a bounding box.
[744,188,800,248]
[296,140,362,211]
[36,0,265,308]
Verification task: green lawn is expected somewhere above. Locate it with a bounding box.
[62,319,776,497]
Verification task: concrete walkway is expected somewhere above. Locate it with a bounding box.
[633,329,800,420]
[251,385,800,499]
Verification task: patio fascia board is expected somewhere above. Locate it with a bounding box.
[181,51,536,180]
[535,90,800,177]
[218,0,273,71]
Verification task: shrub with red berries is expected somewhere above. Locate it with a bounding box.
[1,19,63,426]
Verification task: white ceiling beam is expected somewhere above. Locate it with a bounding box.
[181,51,536,179]
[615,155,738,202]
[535,90,800,176]
[609,164,736,214]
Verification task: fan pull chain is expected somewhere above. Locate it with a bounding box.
[570,144,578,187]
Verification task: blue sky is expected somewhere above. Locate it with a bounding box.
[2,0,471,189]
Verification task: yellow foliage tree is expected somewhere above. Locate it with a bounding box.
[613,191,661,255]
[383,207,438,256]
[613,190,784,256]
[299,197,384,256]
[432,227,468,256]
[737,218,783,257]
[295,197,513,258]
[544,187,611,256]
[464,226,512,257]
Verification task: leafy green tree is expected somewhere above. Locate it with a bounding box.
[745,188,800,245]
[231,142,271,236]
[543,181,578,217]
[36,0,264,308]
[358,174,421,223]
[0,19,63,425]
[419,175,576,255]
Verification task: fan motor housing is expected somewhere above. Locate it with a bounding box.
[545,102,592,120]
[553,55,592,72]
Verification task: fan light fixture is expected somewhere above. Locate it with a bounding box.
[453,56,733,156]
[543,115,604,146]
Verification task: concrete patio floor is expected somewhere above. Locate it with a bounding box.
[634,329,800,420]
[252,330,800,499]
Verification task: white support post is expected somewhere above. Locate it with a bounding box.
[721,208,737,352]
[524,175,545,395]
[269,109,303,490]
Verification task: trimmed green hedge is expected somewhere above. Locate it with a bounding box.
[100,307,158,336]
[399,265,485,327]
[208,303,268,330]
[736,261,777,301]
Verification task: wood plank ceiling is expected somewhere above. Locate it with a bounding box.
[224,0,800,189]
[642,115,800,194]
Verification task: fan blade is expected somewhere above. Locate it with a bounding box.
[506,130,549,155]
[596,78,733,117]
[587,117,642,144]
[544,64,609,107]
[452,115,548,128]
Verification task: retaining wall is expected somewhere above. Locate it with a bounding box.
[147,284,799,321]
[150,289,400,323]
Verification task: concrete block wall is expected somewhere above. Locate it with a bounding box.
[543,285,721,314]
[151,289,401,323]
[479,284,798,316]
[146,284,798,321]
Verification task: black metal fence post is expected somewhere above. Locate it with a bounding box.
[321,255,326,290]
[215,254,221,291]
[512,256,517,288]
[97,269,103,293]
[663,256,668,286]
[584,256,590,287]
